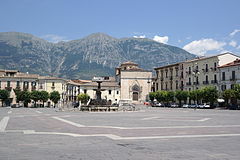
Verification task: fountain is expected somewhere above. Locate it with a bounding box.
[81,77,118,111]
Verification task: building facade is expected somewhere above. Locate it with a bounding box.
[116,61,152,103]
[154,52,240,92]
[218,59,240,91]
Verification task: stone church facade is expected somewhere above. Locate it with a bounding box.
[116,61,152,103]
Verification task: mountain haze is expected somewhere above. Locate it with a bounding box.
[0,32,196,79]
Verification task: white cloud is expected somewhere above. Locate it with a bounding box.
[229,29,240,36]
[42,34,69,43]
[153,35,169,44]
[133,35,146,38]
[183,38,226,56]
[229,40,237,47]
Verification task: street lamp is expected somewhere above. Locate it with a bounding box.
[147,77,151,101]
[192,63,200,105]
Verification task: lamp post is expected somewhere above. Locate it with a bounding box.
[192,62,200,105]
[147,77,151,101]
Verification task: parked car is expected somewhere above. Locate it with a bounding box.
[152,102,164,107]
[144,101,151,106]
[182,104,189,108]
[189,104,198,108]
[170,103,179,108]
[198,103,210,109]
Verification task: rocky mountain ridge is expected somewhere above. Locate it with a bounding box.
[0,32,196,79]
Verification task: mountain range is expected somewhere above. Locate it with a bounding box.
[0,32,196,79]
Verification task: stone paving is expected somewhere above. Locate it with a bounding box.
[1,106,240,160]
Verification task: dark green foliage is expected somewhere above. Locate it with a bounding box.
[50,91,60,106]
[149,92,156,101]
[0,89,10,106]
[30,91,41,107]
[202,86,218,107]
[77,93,90,104]
[39,91,49,107]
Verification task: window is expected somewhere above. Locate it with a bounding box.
[205,64,208,71]
[222,72,225,81]
[170,82,172,90]
[232,71,236,80]
[214,62,217,70]
[39,83,43,89]
[188,67,191,73]
[109,90,112,95]
[7,81,11,87]
[156,83,159,90]
[116,91,119,94]
[84,89,87,94]
[214,74,217,81]
[221,85,226,91]
[52,82,55,87]
[156,71,159,78]
[176,81,178,90]
[16,81,20,87]
[0,81,1,88]
[165,83,168,90]
[231,84,235,89]
[165,71,168,78]
[189,77,191,83]
[176,69,178,77]
[206,75,208,82]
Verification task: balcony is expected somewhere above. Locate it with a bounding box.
[186,71,191,75]
[210,67,217,71]
[203,81,209,85]
[202,68,209,72]
[5,87,12,91]
[193,81,199,85]
[186,82,192,86]
[211,80,218,84]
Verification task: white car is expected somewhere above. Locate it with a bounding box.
[182,104,189,108]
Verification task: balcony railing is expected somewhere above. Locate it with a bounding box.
[5,87,12,91]
[203,81,209,84]
[193,81,199,85]
[211,80,218,84]
[202,68,209,72]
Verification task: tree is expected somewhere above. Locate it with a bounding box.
[233,84,240,100]
[189,90,197,104]
[50,91,61,107]
[31,91,41,107]
[18,91,31,107]
[155,91,166,103]
[166,91,175,103]
[39,91,49,107]
[0,89,10,107]
[202,86,218,107]
[77,93,90,105]
[175,90,188,107]
[222,89,235,106]
[149,92,156,102]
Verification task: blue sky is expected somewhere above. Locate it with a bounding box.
[1,0,240,56]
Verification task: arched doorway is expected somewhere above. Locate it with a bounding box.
[132,84,140,101]
[132,92,139,101]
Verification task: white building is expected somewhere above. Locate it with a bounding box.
[218,59,240,91]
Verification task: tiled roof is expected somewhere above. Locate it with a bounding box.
[218,59,240,68]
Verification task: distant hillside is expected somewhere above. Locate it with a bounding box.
[0,32,196,79]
